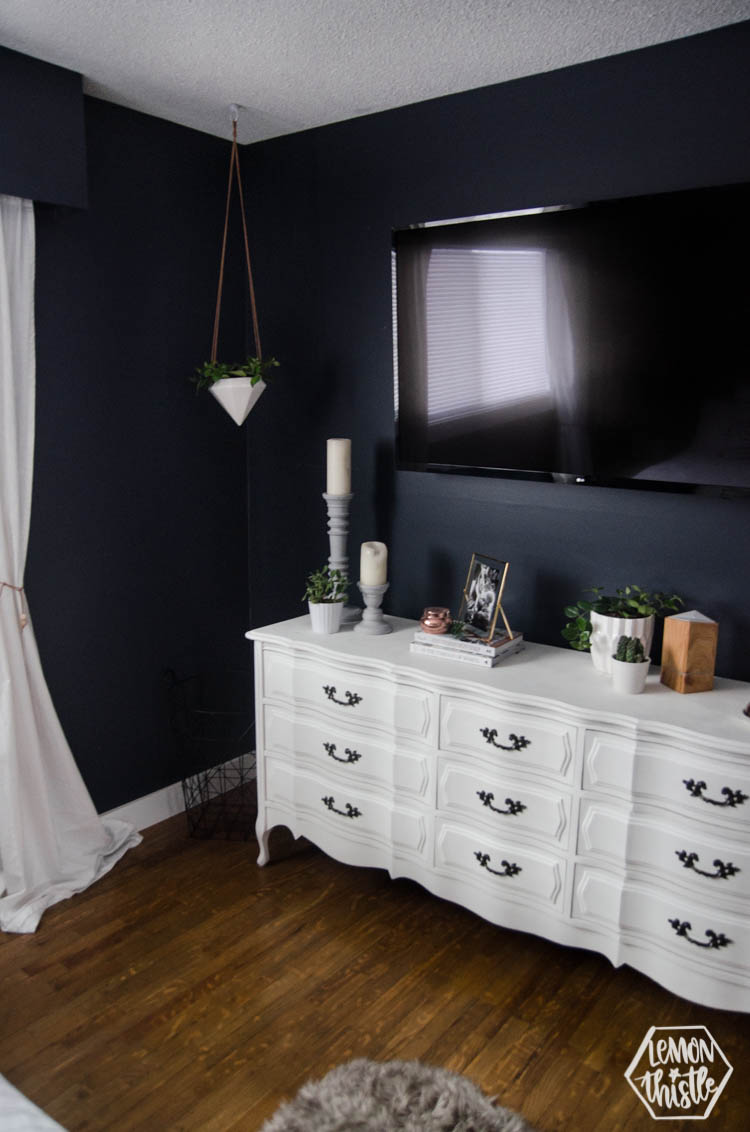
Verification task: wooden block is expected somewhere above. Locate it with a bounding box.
[660,611,718,694]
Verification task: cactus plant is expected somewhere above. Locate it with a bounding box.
[614,635,647,663]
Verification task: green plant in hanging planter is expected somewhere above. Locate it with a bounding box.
[191,110,277,424]
[190,355,279,392]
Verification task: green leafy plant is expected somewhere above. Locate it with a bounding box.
[613,635,647,663]
[302,565,348,605]
[562,585,683,652]
[190,355,279,392]
[448,619,465,638]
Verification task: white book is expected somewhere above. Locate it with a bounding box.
[412,629,523,656]
[410,640,525,667]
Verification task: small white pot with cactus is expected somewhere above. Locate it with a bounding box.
[611,634,651,694]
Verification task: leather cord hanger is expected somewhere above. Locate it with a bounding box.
[211,115,262,364]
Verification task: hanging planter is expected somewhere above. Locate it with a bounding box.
[192,357,279,426]
[210,377,265,427]
[190,105,278,426]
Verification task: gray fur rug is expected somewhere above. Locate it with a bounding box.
[258,1057,535,1131]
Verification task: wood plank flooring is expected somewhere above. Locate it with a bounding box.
[1,813,749,1130]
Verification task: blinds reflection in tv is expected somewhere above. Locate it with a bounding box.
[393,182,750,495]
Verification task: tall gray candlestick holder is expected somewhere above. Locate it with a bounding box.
[354,581,392,634]
[323,492,360,624]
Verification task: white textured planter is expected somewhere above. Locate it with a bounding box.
[589,610,654,675]
[611,656,651,694]
[210,377,266,426]
[308,600,345,634]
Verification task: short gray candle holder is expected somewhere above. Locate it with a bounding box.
[323,491,360,624]
[354,581,392,634]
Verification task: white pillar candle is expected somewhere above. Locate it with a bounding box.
[360,541,388,586]
[326,438,351,495]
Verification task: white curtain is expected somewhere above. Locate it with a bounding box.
[0,195,140,934]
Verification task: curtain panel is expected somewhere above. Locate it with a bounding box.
[0,195,140,933]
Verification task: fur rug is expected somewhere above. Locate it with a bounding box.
[259,1057,535,1131]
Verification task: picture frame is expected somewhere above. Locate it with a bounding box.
[457,553,512,642]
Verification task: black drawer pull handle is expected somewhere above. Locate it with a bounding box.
[668,918,732,950]
[675,850,740,880]
[322,795,361,819]
[682,778,748,808]
[480,728,531,752]
[323,685,362,707]
[474,851,521,878]
[477,790,526,817]
[323,742,362,764]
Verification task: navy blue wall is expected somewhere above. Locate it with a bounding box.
[14,22,750,815]
[0,45,86,207]
[243,22,750,681]
[26,99,248,812]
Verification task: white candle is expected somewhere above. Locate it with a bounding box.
[326,438,351,495]
[360,541,388,586]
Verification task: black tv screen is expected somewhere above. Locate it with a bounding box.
[393,182,750,495]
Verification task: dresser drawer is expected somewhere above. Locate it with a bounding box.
[264,758,430,859]
[437,758,571,847]
[435,820,565,908]
[263,648,433,742]
[578,797,750,903]
[440,695,577,781]
[572,865,749,979]
[263,704,431,798]
[583,731,750,828]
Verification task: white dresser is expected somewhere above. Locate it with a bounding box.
[246,616,750,1012]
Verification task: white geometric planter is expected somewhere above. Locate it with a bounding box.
[308,600,345,634]
[611,656,651,694]
[210,377,266,426]
[590,610,654,675]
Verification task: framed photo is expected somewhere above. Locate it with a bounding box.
[457,553,512,642]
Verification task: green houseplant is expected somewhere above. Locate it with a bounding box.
[190,355,279,392]
[562,585,683,674]
[303,565,348,634]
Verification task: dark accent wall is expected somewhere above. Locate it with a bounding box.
[0,45,86,207]
[242,22,750,682]
[26,98,248,812]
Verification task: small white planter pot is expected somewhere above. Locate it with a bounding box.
[611,656,651,694]
[210,378,266,426]
[589,611,654,675]
[308,600,345,634]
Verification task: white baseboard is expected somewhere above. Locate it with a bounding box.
[101,755,257,833]
[102,780,186,832]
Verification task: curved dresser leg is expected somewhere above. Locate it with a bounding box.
[256,819,271,866]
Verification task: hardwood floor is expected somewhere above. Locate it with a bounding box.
[1,812,749,1130]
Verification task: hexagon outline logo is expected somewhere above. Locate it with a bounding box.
[625,1025,732,1120]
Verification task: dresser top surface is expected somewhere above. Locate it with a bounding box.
[248,615,750,752]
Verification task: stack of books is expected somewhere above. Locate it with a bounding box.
[409,629,524,667]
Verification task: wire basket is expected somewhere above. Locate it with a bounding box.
[165,668,257,839]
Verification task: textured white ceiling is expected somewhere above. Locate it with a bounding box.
[1,1,748,143]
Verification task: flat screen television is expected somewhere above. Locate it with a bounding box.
[392,181,750,496]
